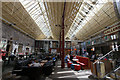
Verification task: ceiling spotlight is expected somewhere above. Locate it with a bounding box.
[13,23,16,25]
[9,24,12,26]
[105,26,110,29]
[55,24,62,27]
[85,12,89,14]
[9,23,16,26]
[89,7,91,10]
[92,2,96,4]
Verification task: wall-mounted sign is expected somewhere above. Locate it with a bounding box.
[104,22,120,35]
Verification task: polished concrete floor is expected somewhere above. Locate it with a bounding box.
[45,60,91,80]
[0,60,2,80]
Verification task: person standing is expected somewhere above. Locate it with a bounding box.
[6,38,13,64]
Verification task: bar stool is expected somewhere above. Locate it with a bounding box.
[67,62,72,68]
[75,65,81,71]
[71,64,77,70]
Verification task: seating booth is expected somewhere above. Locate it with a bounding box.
[76,56,91,69]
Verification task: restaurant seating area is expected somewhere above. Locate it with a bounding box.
[0,0,120,80]
[2,53,58,80]
[67,56,90,71]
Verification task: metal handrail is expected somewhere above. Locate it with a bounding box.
[104,65,120,78]
[92,45,120,78]
[114,66,120,72]
[93,45,120,64]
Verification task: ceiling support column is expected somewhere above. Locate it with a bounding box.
[59,30,61,59]
[61,1,66,68]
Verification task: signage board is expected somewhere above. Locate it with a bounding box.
[104,22,120,35]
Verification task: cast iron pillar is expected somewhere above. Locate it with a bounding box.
[59,30,61,59]
[61,1,66,68]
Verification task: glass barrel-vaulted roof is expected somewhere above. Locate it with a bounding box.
[66,0,111,40]
[19,0,53,38]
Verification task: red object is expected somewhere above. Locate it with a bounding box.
[67,62,72,68]
[1,53,6,56]
[74,48,77,50]
[75,65,81,71]
[79,62,85,66]
[73,55,75,57]
[59,31,61,59]
[68,50,70,51]
[1,49,4,52]
[18,53,23,55]
[61,2,66,68]
[76,56,90,69]
[91,49,94,51]
[76,61,85,66]
[25,52,28,55]
[0,55,1,59]
[104,58,107,60]
[1,49,7,53]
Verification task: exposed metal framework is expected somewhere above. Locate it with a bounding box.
[19,0,53,38]
[66,0,105,39]
[1,0,119,40]
[65,0,117,40]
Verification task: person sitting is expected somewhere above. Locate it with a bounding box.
[33,60,41,67]
[28,60,34,67]
[65,55,68,63]
[70,55,73,61]
[28,60,41,67]
[46,56,51,61]
[52,56,56,61]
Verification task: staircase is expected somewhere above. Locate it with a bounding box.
[92,45,120,80]
[105,65,120,80]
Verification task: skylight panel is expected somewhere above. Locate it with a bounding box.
[66,0,106,39]
[19,0,52,38]
[25,1,35,9]
[22,0,31,6]
[31,11,40,17]
[40,2,45,11]
[29,5,39,13]
[29,8,40,15]
[27,3,37,12]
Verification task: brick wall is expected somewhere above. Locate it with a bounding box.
[2,22,35,47]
